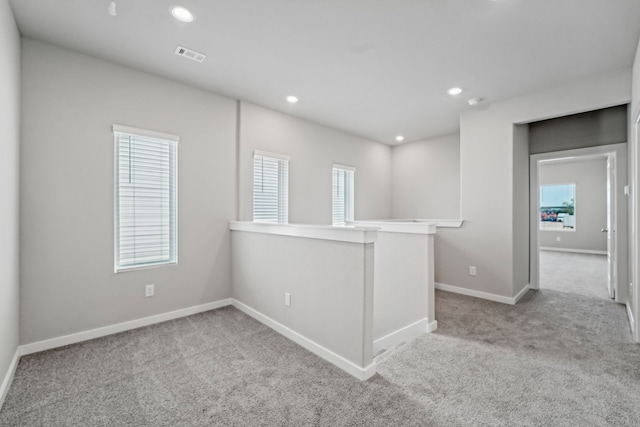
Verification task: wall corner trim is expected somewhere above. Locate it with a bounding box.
[231,298,376,381]
[0,347,21,411]
[19,298,233,356]
[627,303,635,333]
[435,282,528,305]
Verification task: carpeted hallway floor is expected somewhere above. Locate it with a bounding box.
[539,250,610,300]
[1,289,639,426]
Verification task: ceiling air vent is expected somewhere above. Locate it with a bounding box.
[175,46,206,63]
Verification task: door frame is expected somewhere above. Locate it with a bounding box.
[632,108,640,342]
[529,143,628,304]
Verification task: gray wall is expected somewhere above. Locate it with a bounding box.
[539,158,607,253]
[0,0,20,394]
[388,133,461,287]
[20,39,237,344]
[391,133,460,219]
[529,105,628,154]
[239,102,391,224]
[452,70,630,299]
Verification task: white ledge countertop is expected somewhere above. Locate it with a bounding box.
[348,220,436,235]
[359,219,464,228]
[229,221,378,244]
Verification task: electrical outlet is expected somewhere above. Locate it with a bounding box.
[556,236,561,242]
[469,266,477,276]
[284,292,291,307]
[145,284,155,297]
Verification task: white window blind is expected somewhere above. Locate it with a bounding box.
[114,125,178,272]
[253,151,289,223]
[332,165,355,225]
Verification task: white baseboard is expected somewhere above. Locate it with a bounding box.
[0,347,20,411]
[514,284,531,303]
[20,298,233,356]
[627,303,635,334]
[231,299,376,381]
[427,320,438,332]
[436,283,529,305]
[540,247,607,256]
[374,318,433,355]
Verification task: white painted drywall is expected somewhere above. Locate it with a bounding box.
[238,102,391,225]
[512,124,530,295]
[630,37,640,341]
[391,133,460,219]
[20,39,237,344]
[449,70,631,299]
[539,158,607,252]
[231,229,374,368]
[389,133,462,292]
[0,0,20,403]
[371,231,432,341]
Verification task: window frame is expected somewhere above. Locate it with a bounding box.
[539,182,576,232]
[332,164,355,226]
[253,150,290,224]
[113,125,179,272]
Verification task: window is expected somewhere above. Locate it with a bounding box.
[114,125,178,272]
[332,165,355,226]
[253,151,289,223]
[539,183,575,231]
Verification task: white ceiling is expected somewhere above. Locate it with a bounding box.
[9,0,640,145]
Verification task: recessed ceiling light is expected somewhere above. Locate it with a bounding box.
[395,135,405,142]
[468,97,483,106]
[286,95,299,104]
[447,87,463,96]
[171,6,194,23]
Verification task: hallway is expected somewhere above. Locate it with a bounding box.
[539,250,610,300]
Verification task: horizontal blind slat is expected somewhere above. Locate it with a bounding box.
[115,131,177,271]
[253,154,288,223]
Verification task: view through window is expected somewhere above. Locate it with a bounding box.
[539,184,575,231]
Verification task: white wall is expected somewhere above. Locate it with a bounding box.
[238,102,391,224]
[388,133,462,289]
[231,226,375,375]
[391,133,460,219]
[630,38,640,340]
[449,70,631,299]
[539,158,607,252]
[0,0,20,404]
[20,39,237,344]
[512,124,530,295]
[371,231,434,350]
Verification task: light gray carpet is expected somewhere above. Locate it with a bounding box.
[539,250,610,300]
[377,290,640,426]
[2,289,639,426]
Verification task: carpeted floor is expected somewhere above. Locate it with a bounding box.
[539,250,610,300]
[1,289,639,426]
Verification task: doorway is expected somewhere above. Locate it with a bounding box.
[529,144,628,304]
